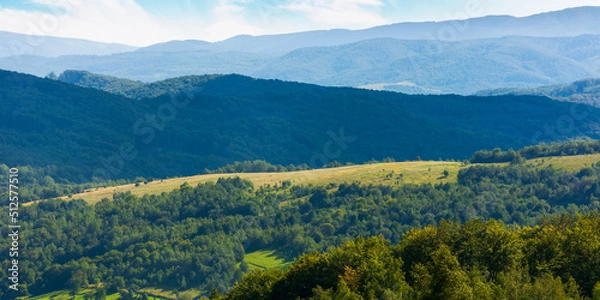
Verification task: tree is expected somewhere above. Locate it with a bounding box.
[68,270,88,296]
[94,287,107,300]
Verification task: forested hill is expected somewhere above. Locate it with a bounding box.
[475,78,600,107]
[4,69,600,183]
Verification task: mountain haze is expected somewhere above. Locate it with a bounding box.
[1,7,599,93]
[213,6,600,54]
[0,30,138,58]
[11,34,599,94]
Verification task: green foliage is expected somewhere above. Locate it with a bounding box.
[58,70,145,98]
[476,78,600,107]
[471,140,600,163]
[204,160,311,174]
[593,282,600,300]
[5,69,600,185]
[225,214,600,299]
[3,153,600,298]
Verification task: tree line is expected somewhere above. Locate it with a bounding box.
[2,160,600,298]
[218,213,600,299]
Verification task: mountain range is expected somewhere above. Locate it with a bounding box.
[3,69,600,183]
[0,31,137,58]
[1,7,600,94]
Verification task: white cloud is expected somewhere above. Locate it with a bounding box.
[0,0,178,46]
[200,1,268,41]
[284,0,388,29]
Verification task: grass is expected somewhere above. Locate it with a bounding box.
[527,153,600,172]
[138,287,201,300]
[25,287,196,300]
[43,160,462,204]
[25,289,121,300]
[28,154,600,205]
[244,250,292,270]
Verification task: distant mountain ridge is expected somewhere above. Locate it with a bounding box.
[1,7,600,94]
[15,34,600,95]
[210,6,600,54]
[0,31,138,58]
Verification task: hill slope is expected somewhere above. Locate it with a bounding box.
[475,78,600,106]
[4,69,600,183]
[50,153,600,204]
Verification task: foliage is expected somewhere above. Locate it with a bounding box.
[222,213,600,299]
[2,160,600,298]
[476,78,600,107]
[4,69,600,184]
[471,139,600,163]
[204,160,311,174]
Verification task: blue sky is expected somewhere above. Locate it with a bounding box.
[0,0,598,46]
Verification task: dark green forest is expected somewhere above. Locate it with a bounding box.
[2,158,600,298]
[4,69,600,184]
[476,78,600,107]
[219,214,600,300]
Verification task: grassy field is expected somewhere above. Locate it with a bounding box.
[25,287,201,300]
[527,154,600,172]
[244,250,292,270]
[138,287,201,300]
[50,160,462,204]
[28,154,600,205]
[25,289,120,300]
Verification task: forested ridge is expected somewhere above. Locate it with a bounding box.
[4,69,600,184]
[2,157,600,298]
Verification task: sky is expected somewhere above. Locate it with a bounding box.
[0,0,599,46]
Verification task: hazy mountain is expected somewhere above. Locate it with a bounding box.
[475,78,600,106]
[3,34,599,94]
[0,49,272,82]
[128,6,600,55]
[0,31,138,58]
[135,39,216,53]
[4,69,600,182]
[212,6,600,54]
[1,7,600,92]
[254,34,600,94]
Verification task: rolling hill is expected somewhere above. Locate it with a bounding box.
[475,78,600,106]
[4,69,600,184]
[44,153,600,204]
